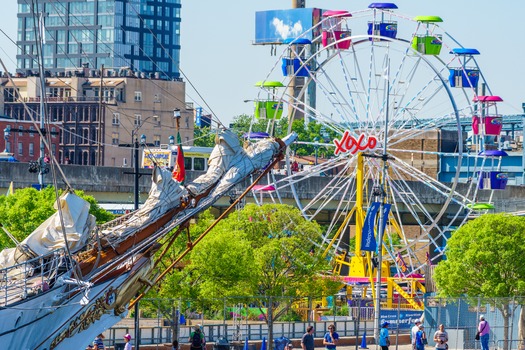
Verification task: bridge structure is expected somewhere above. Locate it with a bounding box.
[1,162,525,218]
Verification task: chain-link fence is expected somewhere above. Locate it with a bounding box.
[423,296,525,350]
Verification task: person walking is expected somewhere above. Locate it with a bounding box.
[379,322,390,350]
[433,324,448,350]
[123,334,132,350]
[478,315,490,350]
[411,320,422,350]
[189,325,204,350]
[323,324,339,350]
[301,325,315,350]
[415,325,427,350]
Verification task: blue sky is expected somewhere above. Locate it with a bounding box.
[1,1,524,127]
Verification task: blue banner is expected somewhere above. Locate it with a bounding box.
[380,309,423,330]
[195,107,203,127]
[361,202,380,251]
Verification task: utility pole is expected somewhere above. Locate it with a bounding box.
[288,0,305,121]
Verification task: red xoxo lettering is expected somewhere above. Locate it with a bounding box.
[333,131,378,155]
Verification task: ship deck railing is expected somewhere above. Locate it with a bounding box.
[0,250,66,307]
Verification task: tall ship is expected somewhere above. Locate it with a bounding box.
[0,129,297,349]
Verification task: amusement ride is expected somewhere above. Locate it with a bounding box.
[249,1,509,326]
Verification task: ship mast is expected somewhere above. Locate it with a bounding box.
[35,7,47,188]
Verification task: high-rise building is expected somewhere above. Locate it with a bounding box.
[16,0,181,79]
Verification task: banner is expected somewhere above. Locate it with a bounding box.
[361,202,380,251]
[380,310,423,330]
[195,107,203,127]
[379,203,392,237]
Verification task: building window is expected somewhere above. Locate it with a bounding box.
[154,134,161,147]
[112,132,119,145]
[112,112,120,125]
[134,91,142,101]
[134,114,141,126]
[18,142,23,155]
[29,142,34,156]
[29,125,34,137]
[51,127,57,138]
[83,128,89,144]
[18,125,23,136]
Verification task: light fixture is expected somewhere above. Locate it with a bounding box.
[173,108,181,119]
[169,135,175,146]
[140,134,146,144]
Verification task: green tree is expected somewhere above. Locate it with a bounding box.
[193,126,217,147]
[229,114,269,137]
[187,204,340,346]
[433,214,525,350]
[0,187,115,250]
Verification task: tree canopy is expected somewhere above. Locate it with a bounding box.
[433,213,525,349]
[433,213,525,298]
[148,204,340,318]
[0,187,115,250]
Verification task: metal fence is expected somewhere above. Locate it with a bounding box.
[423,296,525,350]
[104,296,415,347]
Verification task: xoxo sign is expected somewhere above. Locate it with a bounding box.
[333,131,378,155]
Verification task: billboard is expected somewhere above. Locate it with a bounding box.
[255,8,322,44]
[142,149,173,169]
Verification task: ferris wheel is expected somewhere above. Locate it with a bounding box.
[252,3,507,279]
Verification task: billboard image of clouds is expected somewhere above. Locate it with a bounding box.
[255,8,322,44]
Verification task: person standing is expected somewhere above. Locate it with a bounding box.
[411,320,422,350]
[478,315,490,350]
[123,334,132,350]
[433,324,448,350]
[379,322,390,350]
[302,325,315,350]
[189,325,204,350]
[323,324,339,350]
[415,325,427,350]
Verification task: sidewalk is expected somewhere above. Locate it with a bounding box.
[108,337,413,350]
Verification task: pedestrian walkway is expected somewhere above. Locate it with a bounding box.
[336,344,413,350]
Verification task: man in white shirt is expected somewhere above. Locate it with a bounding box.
[411,320,421,350]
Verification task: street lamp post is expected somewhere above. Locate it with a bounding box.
[133,133,146,350]
[3,126,11,152]
[313,137,319,165]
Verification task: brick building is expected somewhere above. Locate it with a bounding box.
[0,69,193,166]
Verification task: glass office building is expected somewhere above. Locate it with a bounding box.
[16,0,181,79]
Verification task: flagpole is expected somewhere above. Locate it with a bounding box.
[374,60,391,344]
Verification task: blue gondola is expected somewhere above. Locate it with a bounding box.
[448,48,480,88]
[281,38,312,77]
[367,3,398,41]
